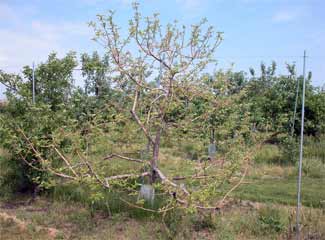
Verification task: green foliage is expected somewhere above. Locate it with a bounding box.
[163,209,186,237]
[81,51,111,98]
[244,63,325,137]
[23,52,77,109]
[298,87,325,136]
[0,101,71,192]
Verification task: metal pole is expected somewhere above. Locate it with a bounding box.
[296,50,307,240]
[32,62,35,104]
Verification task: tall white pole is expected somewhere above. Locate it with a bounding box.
[296,50,307,240]
[32,62,35,104]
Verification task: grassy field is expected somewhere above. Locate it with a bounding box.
[233,176,325,208]
[1,138,325,239]
[234,139,325,207]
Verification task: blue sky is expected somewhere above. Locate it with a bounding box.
[0,0,324,98]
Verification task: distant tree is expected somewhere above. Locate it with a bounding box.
[246,62,296,132]
[23,52,77,110]
[81,51,111,98]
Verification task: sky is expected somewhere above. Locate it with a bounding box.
[0,0,324,98]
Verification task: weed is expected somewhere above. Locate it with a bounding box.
[257,206,287,234]
[190,213,216,232]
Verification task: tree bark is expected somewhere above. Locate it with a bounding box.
[151,127,161,183]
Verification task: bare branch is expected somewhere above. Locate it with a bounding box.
[104,153,148,164]
[105,172,150,187]
[131,88,154,145]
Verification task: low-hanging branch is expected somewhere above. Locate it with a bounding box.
[18,128,77,181]
[104,153,148,164]
[105,172,150,183]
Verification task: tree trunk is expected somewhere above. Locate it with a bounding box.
[151,128,161,183]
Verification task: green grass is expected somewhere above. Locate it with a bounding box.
[244,136,325,208]
[254,144,281,164]
[232,176,325,208]
[304,135,325,162]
